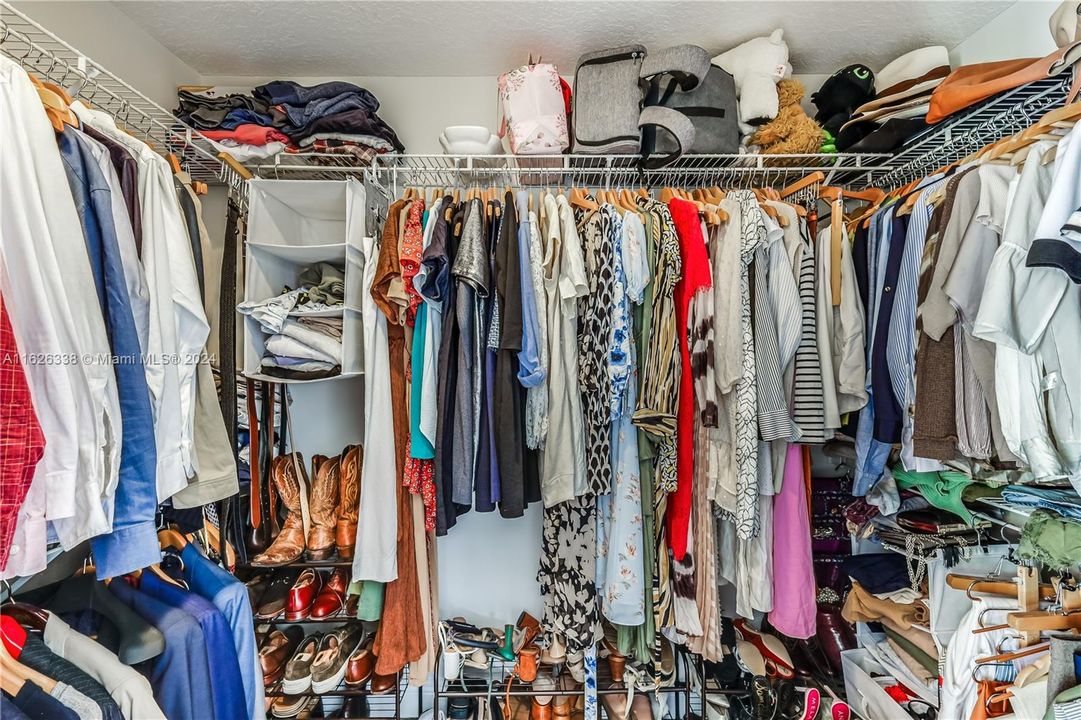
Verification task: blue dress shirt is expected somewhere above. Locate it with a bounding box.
[58,128,159,579]
[180,544,262,720]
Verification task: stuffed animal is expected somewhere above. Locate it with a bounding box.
[747,79,824,159]
[811,64,875,136]
[713,29,792,129]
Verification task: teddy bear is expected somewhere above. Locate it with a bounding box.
[713,29,792,131]
[747,79,824,160]
[812,64,876,137]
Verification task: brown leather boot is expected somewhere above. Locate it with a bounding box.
[251,453,308,566]
[336,444,363,559]
[307,454,340,560]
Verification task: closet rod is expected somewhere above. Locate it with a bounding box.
[0,1,235,184]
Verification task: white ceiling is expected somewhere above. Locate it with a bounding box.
[113,1,1014,78]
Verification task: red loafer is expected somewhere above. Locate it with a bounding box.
[285,569,324,621]
[311,567,350,619]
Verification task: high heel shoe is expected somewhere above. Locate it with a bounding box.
[733,619,796,680]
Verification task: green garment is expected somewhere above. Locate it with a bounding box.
[892,467,999,525]
[1019,510,1081,568]
[882,626,938,675]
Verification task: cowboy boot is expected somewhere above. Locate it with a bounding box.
[336,444,363,559]
[307,454,340,560]
[251,453,308,566]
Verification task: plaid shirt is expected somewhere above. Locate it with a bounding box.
[0,295,45,571]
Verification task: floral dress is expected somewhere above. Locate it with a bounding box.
[596,207,649,626]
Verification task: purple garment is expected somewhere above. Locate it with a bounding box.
[140,572,247,720]
[768,445,817,639]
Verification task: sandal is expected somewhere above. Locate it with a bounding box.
[734,619,796,680]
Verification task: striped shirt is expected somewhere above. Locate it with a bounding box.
[754,207,802,442]
[791,220,828,443]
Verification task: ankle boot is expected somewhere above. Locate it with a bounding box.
[336,445,362,559]
[251,453,308,567]
[307,455,340,560]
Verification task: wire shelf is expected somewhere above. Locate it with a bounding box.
[860,75,1073,188]
[0,1,234,185]
[248,151,891,191]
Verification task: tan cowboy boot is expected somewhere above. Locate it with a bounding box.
[251,453,308,566]
[335,444,363,559]
[306,454,340,560]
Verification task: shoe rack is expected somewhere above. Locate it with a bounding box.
[434,646,699,717]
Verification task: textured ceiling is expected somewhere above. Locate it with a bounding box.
[113,1,1013,78]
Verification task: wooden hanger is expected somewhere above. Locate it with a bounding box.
[569,187,599,212]
[158,528,188,551]
[819,186,885,204]
[166,153,183,175]
[1007,609,1081,633]
[29,75,76,131]
[945,573,1057,600]
[779,171,825,200]
[218,152,253,180]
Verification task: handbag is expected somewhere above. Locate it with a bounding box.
[497,62,569,155]
[571,45,647,154]
[641,47,738,167]
[926,41,1081,123]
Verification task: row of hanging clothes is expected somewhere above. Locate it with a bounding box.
[353,163,881,705]
[0,54,240,583]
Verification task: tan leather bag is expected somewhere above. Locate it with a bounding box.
[927,41,1081,123]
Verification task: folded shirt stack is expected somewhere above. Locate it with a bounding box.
[261,317,344,380]
[238,262,350,380]
[175,81,404,162]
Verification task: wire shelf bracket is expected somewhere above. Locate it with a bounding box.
[0,0,236,184]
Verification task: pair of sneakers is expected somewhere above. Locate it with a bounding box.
[748,677,850,720]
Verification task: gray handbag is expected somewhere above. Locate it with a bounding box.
[571,45,647,154]
[641,60,740,168]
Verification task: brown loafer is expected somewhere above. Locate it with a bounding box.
[369,670,397,695]
[345,635,375,687]
[260,626,305,685]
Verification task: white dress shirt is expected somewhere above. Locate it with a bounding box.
[73,101,210,501]
[973,139,1065,480]
[0,58,122,576]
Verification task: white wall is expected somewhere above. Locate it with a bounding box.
[11,1,202,107]
[950,0,1059,65]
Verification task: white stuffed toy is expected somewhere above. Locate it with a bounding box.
[713,29,793,131]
